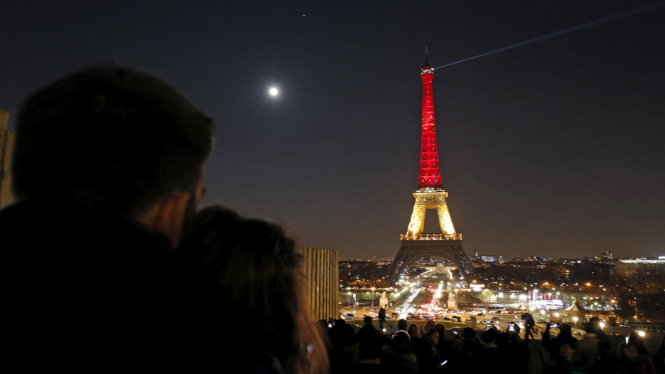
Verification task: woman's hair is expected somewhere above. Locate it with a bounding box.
[628,331,650,354]
[434,323,445,336]
[423,320,436,335]
[179,206,328,374]
[407,324,419,339]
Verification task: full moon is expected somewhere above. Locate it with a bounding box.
[269,87,279,96]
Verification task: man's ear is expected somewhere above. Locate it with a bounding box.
[150,191,191,248]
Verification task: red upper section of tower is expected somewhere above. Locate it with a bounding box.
[418,55,442,189]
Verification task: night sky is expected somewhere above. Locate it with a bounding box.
[2,1,663,260]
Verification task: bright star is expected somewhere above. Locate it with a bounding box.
[269,87,279,96]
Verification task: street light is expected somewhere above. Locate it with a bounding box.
[573,316,578,327]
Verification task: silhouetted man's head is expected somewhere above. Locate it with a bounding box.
[462,327,475,340]
[398,319,408,331]
[480,331,495,346]
[363,316,373,324]
[14,66,213,244]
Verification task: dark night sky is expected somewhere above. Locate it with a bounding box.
[1,1,663,259]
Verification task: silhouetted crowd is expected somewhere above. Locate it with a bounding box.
[315,315,665,374]
[319,317,530,374]
[540,318,664,374]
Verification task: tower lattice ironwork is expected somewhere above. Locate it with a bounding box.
[418,55,442,189]
[389,51,469,280]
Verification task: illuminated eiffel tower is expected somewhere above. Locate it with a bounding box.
[389,51,469,280]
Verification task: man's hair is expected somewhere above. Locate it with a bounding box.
[480,331,495,344]
[397,319,408,331]
[363,316,373,324]
[13,66,213,216]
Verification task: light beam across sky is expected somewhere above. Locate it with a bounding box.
[434,1,665,70]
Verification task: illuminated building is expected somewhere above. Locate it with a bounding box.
[389,51,468,279]
[0,110,15,209]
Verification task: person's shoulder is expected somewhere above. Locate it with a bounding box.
[0,200,92,256]
[402,352,417,363]
[360,324,378,332]
[2,200,175,277]
[482,346,502,357]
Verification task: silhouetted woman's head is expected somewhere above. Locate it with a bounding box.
[424,320,436,335]
[408,324,419,339]
[179,206,327,374]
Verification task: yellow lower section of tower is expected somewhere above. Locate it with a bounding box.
[402,191,461,240]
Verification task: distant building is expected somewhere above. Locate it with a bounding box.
[614,257,665,278]
[479,255,503,263]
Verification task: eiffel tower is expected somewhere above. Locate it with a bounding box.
[388,51,469,280]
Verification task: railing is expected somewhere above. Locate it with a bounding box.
[400,233,463,240]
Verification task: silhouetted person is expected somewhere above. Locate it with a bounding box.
[543,323,576,360]
[618,332,657,374]
[545,338,591,374]
[502,333,531,374]
[407,324,420,341]
[379,306,387,331]
[434,323,453,361]
[587,317,609,341]
[654,337,665,374]
[357,316,383,369]
[579,325,602,365]
[422,329,442,373]
[478,330,505,372]
[382,331,418,374]
[331,322,360,365]
[178,206,329,374]
[592,340,625,374]
[462,327,483,359]
[2,66,213,368]
[444,335,472,372]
